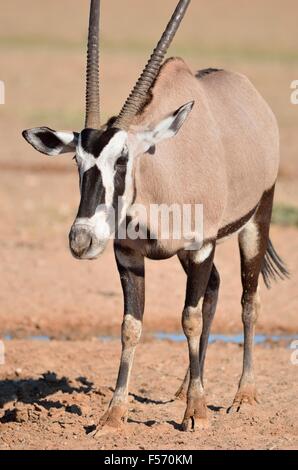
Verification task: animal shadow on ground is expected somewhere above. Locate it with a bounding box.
[127,391,224,431]
[129,391,174,406]
[0,374,226,430]
[127,391,181,430]
[0,372,93,423]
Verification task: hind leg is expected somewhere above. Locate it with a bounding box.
[228,188,274,413]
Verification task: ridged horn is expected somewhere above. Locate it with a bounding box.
[85,0,101,129]
[114,0,191,130]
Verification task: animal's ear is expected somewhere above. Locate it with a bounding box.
[136,101,194,152]
[22,127,79,156]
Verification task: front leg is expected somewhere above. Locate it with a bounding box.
[175,262,220,400]
[181,244,215,431]
[96,244,145,433]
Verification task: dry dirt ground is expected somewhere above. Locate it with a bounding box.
[0,0,297,339]
[0,218,297,338]
[0,339,297,450]
[0,0,297,450]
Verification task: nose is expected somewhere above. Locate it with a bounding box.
[69,226,92,258]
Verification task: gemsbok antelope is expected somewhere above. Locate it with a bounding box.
[23,0,288,432]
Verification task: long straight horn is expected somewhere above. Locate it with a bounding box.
[85,0,101,129]
[114,0,191,130]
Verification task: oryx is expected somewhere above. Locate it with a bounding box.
[23,0,288,432]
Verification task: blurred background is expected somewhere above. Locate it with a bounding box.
[0,0,297,339]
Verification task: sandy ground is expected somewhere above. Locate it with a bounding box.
[0,339,297,450]
[0,0,297,341]
[0,0,297,451]
[0,210,297,338]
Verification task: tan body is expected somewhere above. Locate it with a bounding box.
[126,58,279,255]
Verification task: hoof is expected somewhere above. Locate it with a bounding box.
[181,396,208,432]
[91,405,128,437]
[181,416,209,432]
[227,385,259,414]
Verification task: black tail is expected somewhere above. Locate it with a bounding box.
[261,239,290,289]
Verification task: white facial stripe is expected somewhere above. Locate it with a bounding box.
[97,131,127,207]
[76,134,97,175]
[75,208,111,241]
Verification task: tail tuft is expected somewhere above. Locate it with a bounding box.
[261,239,290,289]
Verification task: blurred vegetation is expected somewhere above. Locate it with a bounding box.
[24,109,84,130]
[1,35,298,64]
[272,204,298,227]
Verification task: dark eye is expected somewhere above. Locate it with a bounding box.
[115,154,128,169]
[116,157,127,166]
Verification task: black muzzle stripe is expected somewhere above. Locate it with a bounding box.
[77,166,106,219]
